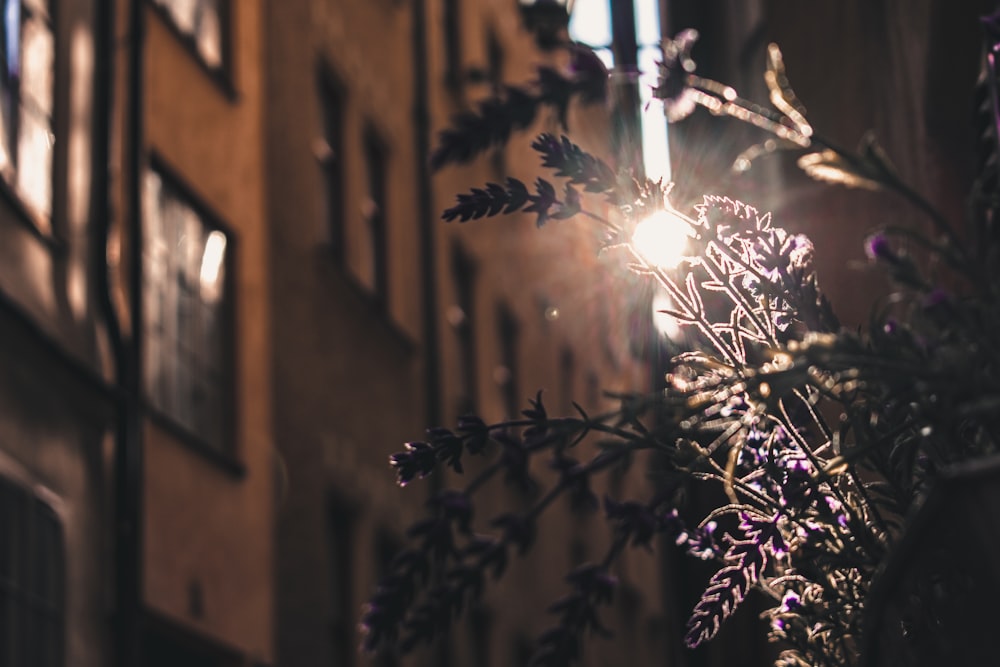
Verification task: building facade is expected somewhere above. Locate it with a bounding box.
[0,0,277,665]
[126,0,275,664]
[0,1,116,666]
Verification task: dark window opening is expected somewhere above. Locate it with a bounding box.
[486,30,505,176]
[451,243,478,416]
[558,346,575,414]
[0,477,65,667]
[317,64,345,261]
[326,498,355,667]
[468,606,492,667]
[375,530,402,667]
[443,0,461,91]
[363,127,388,305]
[569,536,587,568]
[497,303,519,419]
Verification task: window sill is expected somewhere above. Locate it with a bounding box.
[146,408,246,479]
[147,2,239,103]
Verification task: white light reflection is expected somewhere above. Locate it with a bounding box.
[199,230,227,302]
[568,0,611,47]
[652,290,681,338]
[636,0,670,183]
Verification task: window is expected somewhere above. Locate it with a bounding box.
[485,30,505,175]
[450,243,477,415]
[443,0,461,90]
[558,346,575,413]
[362,127,388,304]
[468,606,492,667]
[496,303,519,419]
[0,477,65,667]
[375,531,401,667]
[0,0,55,227]
[326,499,355,667]
[151,0,229,74]
[316,64,345,260]
[585,370,600,409]
[143,163,233,453]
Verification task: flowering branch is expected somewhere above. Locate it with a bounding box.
[362,28,1000,667]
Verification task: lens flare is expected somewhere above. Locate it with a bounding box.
[631,209,693,268]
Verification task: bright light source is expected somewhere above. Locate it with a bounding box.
[631,209,693,268]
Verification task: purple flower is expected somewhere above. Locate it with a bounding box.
[780,590,801,612]
[787,234,814,271]
[923,287,950,309]
[864,233,895,262]
[684,521,721,560]
[823,495,848,527]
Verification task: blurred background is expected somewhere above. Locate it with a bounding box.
[0,0,991,666]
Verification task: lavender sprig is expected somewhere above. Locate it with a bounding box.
[431,60,608,170]
[442,176,581,227]
[685,512,786,648]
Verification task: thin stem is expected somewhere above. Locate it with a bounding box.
[634,249,745,368]
[465,460,503,495]
[579,208,622,233]
[687,80,811,147]
[699,251,776,346]
[689,73,966,268]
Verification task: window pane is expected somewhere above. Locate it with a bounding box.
[195,0,222,69]
[16,104,52,218]
[21,14,52,116]
[159,0,198,34]
[4,0,20,76]
[0,100,11,173]
[156,0,225,71]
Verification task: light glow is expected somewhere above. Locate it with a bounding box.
[199,230,227,302]
[631,209,693,268]
[652,291,681,338]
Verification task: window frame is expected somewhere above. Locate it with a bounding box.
[141,154,239,470]
[148,0,235,97]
